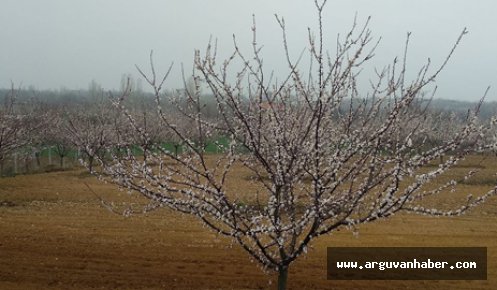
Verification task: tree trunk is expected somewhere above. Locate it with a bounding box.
[278,265,289,290]
[25,155,30,173]
[35,151,41,167]
[174,145,179,157]
[13,153,17,174]
[88,156,94,173]
[60,156,64,168]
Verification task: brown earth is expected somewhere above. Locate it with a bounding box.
[1,156,497,289]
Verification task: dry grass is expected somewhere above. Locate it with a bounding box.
[1,155,497,289]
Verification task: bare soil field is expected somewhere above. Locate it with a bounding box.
[1,155,497,289]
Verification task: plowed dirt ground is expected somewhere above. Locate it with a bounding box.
[1,156,497,289]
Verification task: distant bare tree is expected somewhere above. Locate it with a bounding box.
[418,110,467,164]
[0,85,44,175]
[80,1,497,289]
[66,102,117,173]
[47,111,74,168]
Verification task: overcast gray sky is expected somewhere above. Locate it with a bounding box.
[1,0,496,101]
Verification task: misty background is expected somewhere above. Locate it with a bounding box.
[1,0,496,101]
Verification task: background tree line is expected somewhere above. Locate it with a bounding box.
[1,81,496,177]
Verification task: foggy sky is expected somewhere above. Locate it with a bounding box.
[1,0,496,101]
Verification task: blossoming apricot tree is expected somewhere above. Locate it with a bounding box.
[80,1,497,289]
